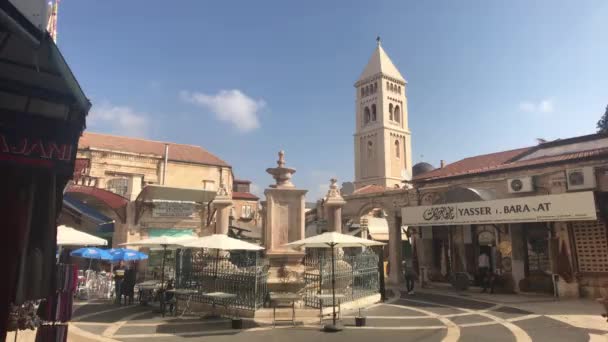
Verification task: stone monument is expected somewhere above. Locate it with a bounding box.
[263,151,307,292]
[324,178,346,233]
[213,183,232,235]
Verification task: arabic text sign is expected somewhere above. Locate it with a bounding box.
[401,191,596,226]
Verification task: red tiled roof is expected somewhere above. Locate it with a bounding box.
[79,132,230,167]
[414,147,531,181]
[415,146,608,182]
[353,184,392,195]
[232,192,259,200]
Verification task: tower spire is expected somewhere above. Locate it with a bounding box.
[376,35,381,46]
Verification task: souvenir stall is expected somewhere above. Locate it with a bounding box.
[0,1,90,338]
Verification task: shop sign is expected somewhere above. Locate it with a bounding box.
[152,200,195,217]
[401,191,596,226]
[0,113,78,175]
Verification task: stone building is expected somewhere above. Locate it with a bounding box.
[60,132,259,275]
[404,133,608,298]
[230,179,262,240]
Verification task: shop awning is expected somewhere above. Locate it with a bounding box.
[63,194,114,233]
[401,191,597,226]
[136,185,216,203]
[363,216,408,241]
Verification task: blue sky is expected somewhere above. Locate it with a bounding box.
[58,0,608,200]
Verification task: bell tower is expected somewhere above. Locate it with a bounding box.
[354,38,412,189]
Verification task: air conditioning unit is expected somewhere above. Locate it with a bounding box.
[507,177,534,193]
[566,167,596,191]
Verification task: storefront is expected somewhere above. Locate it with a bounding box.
[402,191,600,296]
[129,185,215,280]
[0,1,90,337]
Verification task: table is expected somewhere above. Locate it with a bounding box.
[316,294,345,324]
[269,292,300,326]
[201,292,237,318]
[135,281,161,305]
[168,289,199,317]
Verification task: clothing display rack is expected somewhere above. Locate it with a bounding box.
[34,263,78,341]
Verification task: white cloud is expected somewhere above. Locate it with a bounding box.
[180,89,264,132]
[519,99,554,114]
[88,103,149,137]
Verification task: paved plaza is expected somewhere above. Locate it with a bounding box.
[68,289,608,342]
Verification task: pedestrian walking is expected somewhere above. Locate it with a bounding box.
[478,252,490,293]
[403,258,416,294]
[113,262,125,304]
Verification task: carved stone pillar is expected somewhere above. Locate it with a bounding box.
[213,184,232,235]
[324,178,346,233]
[387,214,404,285]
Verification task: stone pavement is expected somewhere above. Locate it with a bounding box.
[66,289,608,342]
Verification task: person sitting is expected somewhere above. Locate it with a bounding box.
[161,279,176,315]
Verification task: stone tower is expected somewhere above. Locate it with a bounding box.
[354,38,412,189]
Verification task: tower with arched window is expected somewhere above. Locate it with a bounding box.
[353,39,412,189]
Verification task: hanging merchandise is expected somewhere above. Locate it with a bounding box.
[35,324,68,342]
[38,263,78,323]
[6,301,41,331]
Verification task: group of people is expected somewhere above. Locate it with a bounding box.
[113,262,137,305]
[389,252,498,294]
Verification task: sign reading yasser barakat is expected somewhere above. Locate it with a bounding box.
[401,191,596,226]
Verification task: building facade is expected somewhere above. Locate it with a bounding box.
[404,134,608,298]
[60,132,260,276]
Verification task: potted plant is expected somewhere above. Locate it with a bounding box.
[231,316,243,329]
[355,307,366,327]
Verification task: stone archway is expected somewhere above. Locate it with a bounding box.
[343,189,410,285]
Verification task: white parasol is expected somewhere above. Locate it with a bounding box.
[56,225,108,247]
[180,234,264,251]
[285,232,384,331]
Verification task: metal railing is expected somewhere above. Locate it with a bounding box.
[303,248,379,308]
[175,250,269,311]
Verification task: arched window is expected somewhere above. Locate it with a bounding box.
[374,82,378,93]
[361,88,364,97]
[394,105,401,123]
[364,107,370,124]
[397,86,401,94]
[371,104,377,121]
[389,103,393,121]
[395,140,400,158]
[367,141,373,158]
[386,81,389,90]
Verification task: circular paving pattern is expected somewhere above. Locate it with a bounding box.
[71,292,608,342]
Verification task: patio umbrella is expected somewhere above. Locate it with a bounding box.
[180,234,264,290]
[57,225,108,247]
[108,248,149,262]
[70,247,114,270]
[180,234,264,251]
[285,232,384,332]
[121,236,194,291]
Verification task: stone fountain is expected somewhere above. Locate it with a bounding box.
[263,151,307,292]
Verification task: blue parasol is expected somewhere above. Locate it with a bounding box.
[108,248,148,262]
[70,247,114,260]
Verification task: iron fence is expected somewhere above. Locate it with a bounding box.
[303,248,379,308]
[175,250,269,311]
